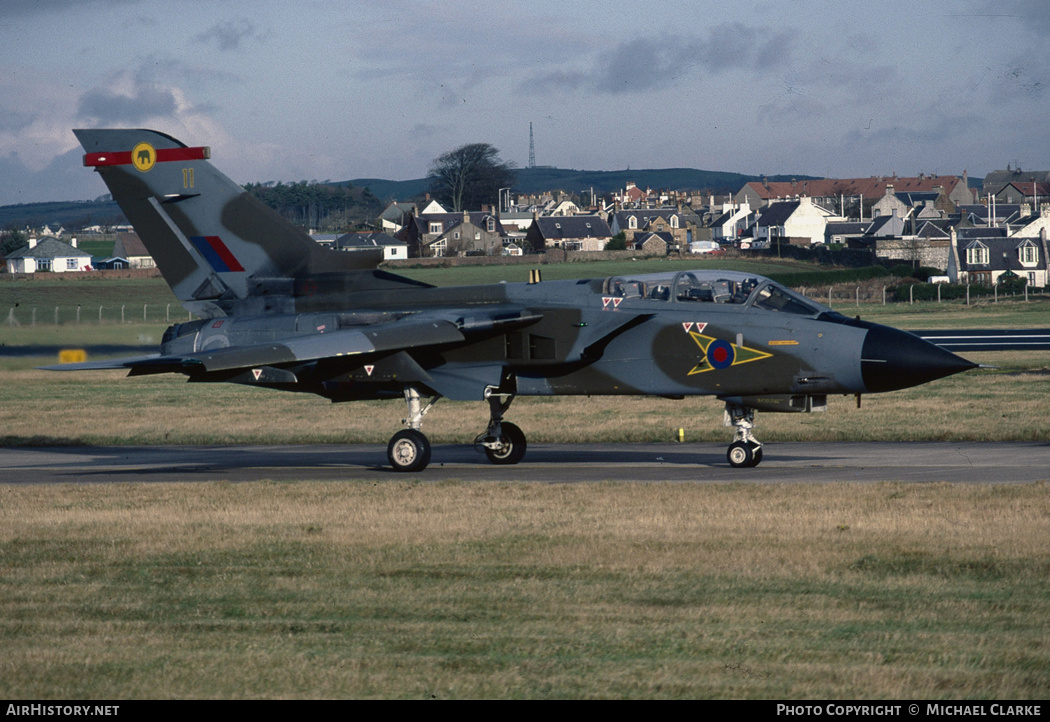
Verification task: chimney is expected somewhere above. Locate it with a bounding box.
[70,237,77,249]
[28,237,37,249]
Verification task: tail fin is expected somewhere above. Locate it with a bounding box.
[75,128,384,314]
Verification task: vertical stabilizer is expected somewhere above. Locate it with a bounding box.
[74,129,382,310]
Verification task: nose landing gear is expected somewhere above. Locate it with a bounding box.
[724,403,763,468]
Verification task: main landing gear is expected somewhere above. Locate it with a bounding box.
[474,387,527,465]
[724,402,763,468]
[386,385,528,472]
[387,387,440,472]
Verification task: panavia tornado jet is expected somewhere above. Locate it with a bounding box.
[53,128,975,471]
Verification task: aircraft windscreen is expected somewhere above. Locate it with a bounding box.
[673,272,757,304]
[606,271,763,305]
[604,271,822,315]
[751,284,823,316]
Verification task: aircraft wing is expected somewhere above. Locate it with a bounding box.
[42,310,543,376]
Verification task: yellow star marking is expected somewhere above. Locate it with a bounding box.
[687,332,773,375]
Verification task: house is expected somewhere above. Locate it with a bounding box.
[496,212,535,233]
[525,215,612,252]
[615,182,652,207]
[113,232,155,269]
[864,209,907,239]
[736,173,973,215]
[1009,205,1050,238]
[631,232,673,255]
[992,181,1050,206]
[609,208,701,249]
[5,236,92,274]
[309,234,341,248]
[708,201,753,242]
[397,209,505,257]
[378,201,418,234]
[433,211,506,256]
[95,257,131,270]
[824,221,871,245]
[982,165,1050,195]
[752,197,833,246]
[947,227,1050,287]
[548,200,579,216]
[871,188,948,221]
[335,232,408,260]
[957,203,1023,227]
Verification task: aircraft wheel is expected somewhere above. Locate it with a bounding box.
[388,429,431,472]
[484,422,527,465]
[727,441,761,468]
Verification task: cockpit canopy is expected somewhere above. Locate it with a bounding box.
[604,270,825,316]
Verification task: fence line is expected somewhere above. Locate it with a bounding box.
[792,285,1045,308]
[4,304,192,326]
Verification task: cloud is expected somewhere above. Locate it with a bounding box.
[77,84,179,125]
[523,25,795,96]
[194,19,262,52]
[0,0,140,18]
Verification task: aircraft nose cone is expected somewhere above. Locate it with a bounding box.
[861,325,977,393]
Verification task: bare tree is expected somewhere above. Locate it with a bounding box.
[427,143,515,212]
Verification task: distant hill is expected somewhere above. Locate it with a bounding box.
[349,167,784,203]
[0,199,123,231]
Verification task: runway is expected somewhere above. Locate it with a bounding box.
[1,442,1047,484]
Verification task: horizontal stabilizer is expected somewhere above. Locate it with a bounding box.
[38,354,161,371]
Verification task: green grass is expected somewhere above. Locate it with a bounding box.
[1,481,1046,699]
[0,277,178,308]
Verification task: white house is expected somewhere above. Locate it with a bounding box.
[5,236,92,274]
[753,197,834,246]
[336,232,408,260]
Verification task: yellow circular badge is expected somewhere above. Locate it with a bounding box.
[131,142,156,172]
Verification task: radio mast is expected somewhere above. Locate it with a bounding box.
[528,122,536,169]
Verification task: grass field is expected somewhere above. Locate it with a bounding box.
[2,261,1048,699]
[1,481,1047,699]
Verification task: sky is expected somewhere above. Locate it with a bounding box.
[2,0,1050,206]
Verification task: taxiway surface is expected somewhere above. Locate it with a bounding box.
[1,442,1047,484]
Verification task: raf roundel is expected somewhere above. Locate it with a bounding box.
[131,142,156,172]
[706,339,736,370]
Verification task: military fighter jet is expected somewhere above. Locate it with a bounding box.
[53,128,975,471]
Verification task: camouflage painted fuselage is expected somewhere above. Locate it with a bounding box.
[154,268,948,411]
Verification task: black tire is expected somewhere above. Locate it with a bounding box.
[387,429,431,472]
[727,441,755,468]
[484,421,527,465]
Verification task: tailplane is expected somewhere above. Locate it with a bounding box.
[75,128,388,316]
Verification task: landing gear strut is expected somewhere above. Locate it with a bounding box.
[475,386,527,465]
[724,403,763,468]
[387,386,441,472]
